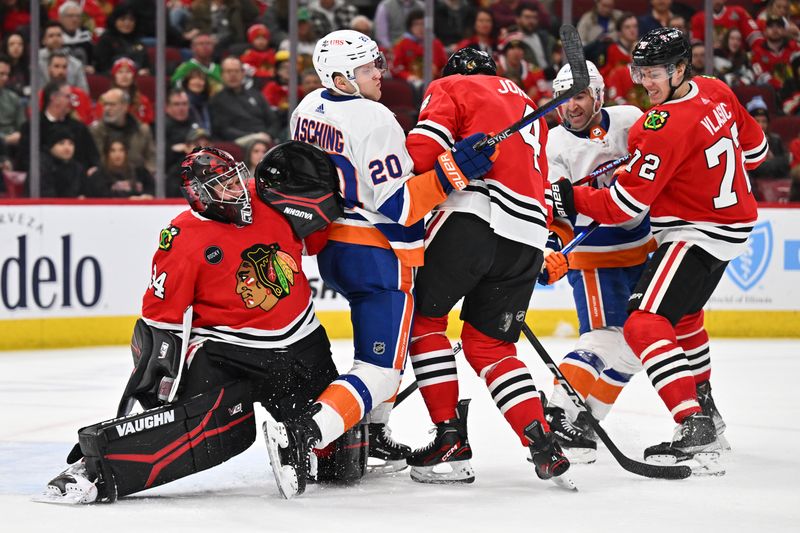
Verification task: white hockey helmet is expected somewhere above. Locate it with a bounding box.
[313,30,385,97]
[553,60,605,131]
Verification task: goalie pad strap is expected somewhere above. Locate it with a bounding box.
[80,380,255,501]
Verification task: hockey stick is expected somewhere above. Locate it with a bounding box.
[521,323,691,479]
[395,341,462,407]
[473,24,589,151]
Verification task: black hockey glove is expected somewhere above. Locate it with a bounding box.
[550,178,576,218]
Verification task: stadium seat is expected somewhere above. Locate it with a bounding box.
[86,73,112,101]
[146,45,185,71]
[379,78,416,110]
[770,116,800,147]
[733,85,780,116]
[755,178,792,203]
[211,141,243,161]
[136,74,157,101]
[391,107,418,134]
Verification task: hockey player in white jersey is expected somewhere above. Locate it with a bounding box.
[263,30,498,498]
[541,61,651,463]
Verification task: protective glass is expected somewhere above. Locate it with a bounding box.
[629,63,676,84]
[354,53,387,79]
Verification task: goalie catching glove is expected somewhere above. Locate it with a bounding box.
[435,133,499,193]
[255,141,343,238]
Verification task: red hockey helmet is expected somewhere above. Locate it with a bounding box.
[180,146,252,226]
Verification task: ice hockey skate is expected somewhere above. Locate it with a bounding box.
[367,423,411,474]
[524,420,577,491]
[696,381,731,451]
[644,413,724,476]
[545,406,597,464]
[408,399,475,484]
[263,411,321,499]
[34,460,99,505]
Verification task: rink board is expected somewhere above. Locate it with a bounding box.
[1,201,798,349]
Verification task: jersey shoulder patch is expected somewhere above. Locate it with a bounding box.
[642,109,670,131]
[158,225,181,251]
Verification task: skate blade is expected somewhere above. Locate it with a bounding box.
[550,473,578,492]
[32,486,97,505]
[717,434,732,453]
[562,446,597,465]
[367,458,409,474]
[645,451,725,476]
[409,460,475,484]
[262,420,300,499]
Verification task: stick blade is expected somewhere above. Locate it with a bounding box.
[559,24,589,90]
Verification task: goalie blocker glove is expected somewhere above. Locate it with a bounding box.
[435,133,499,193]
[550,178,576,218]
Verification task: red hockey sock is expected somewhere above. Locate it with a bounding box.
[462,322,547,446]
[676,311,711,384]
[625,311,701,423]
[409,314,458,424]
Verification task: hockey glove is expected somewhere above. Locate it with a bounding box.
[435,133,498,193]
[538,249,569,286]
[550,178,576,218]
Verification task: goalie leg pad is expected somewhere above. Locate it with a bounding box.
[78,380,255,501]
[314,424,368,484]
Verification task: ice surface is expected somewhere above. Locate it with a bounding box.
[2,338,799,532]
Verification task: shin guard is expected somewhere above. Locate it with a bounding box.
[78,381,255,501]
[410,314,459,424]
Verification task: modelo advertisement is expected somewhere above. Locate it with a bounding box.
[1,204,798,321]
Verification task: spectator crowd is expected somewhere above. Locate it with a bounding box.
[0,0,799,201]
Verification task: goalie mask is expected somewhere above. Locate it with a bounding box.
[255,141,343,238]
[180,146,253,226]
[553,60,604,132]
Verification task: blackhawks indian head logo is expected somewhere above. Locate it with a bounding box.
[643,109,670,131]
[236,243,299,312]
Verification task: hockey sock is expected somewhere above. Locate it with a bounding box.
[462,322,546,446]
[675,311,711,384]
[553,350,605,417]
[410,314,459,424]
[313,363,401,447]
[586,367,634,420]
[625,310,701,423]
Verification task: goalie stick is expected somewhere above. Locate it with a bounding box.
[473,24,590,151]
[521,323,692,480]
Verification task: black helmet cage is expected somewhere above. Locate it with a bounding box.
[180,146,252,225]
[443,47,497,77]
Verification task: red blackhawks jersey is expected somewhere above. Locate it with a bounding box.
[574,76,768,262]
[141,190,322,350]
[407,74,550,250]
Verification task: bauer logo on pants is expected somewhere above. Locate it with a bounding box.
[726,221,772,291]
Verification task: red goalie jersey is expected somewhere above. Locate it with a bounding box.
[574,76,768,261]
[407,74,551,250]
[141,187,326,349]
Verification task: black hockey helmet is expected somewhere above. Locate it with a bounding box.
[180,146,252,226]
[632,27,691,67]
[443,47,497,77]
